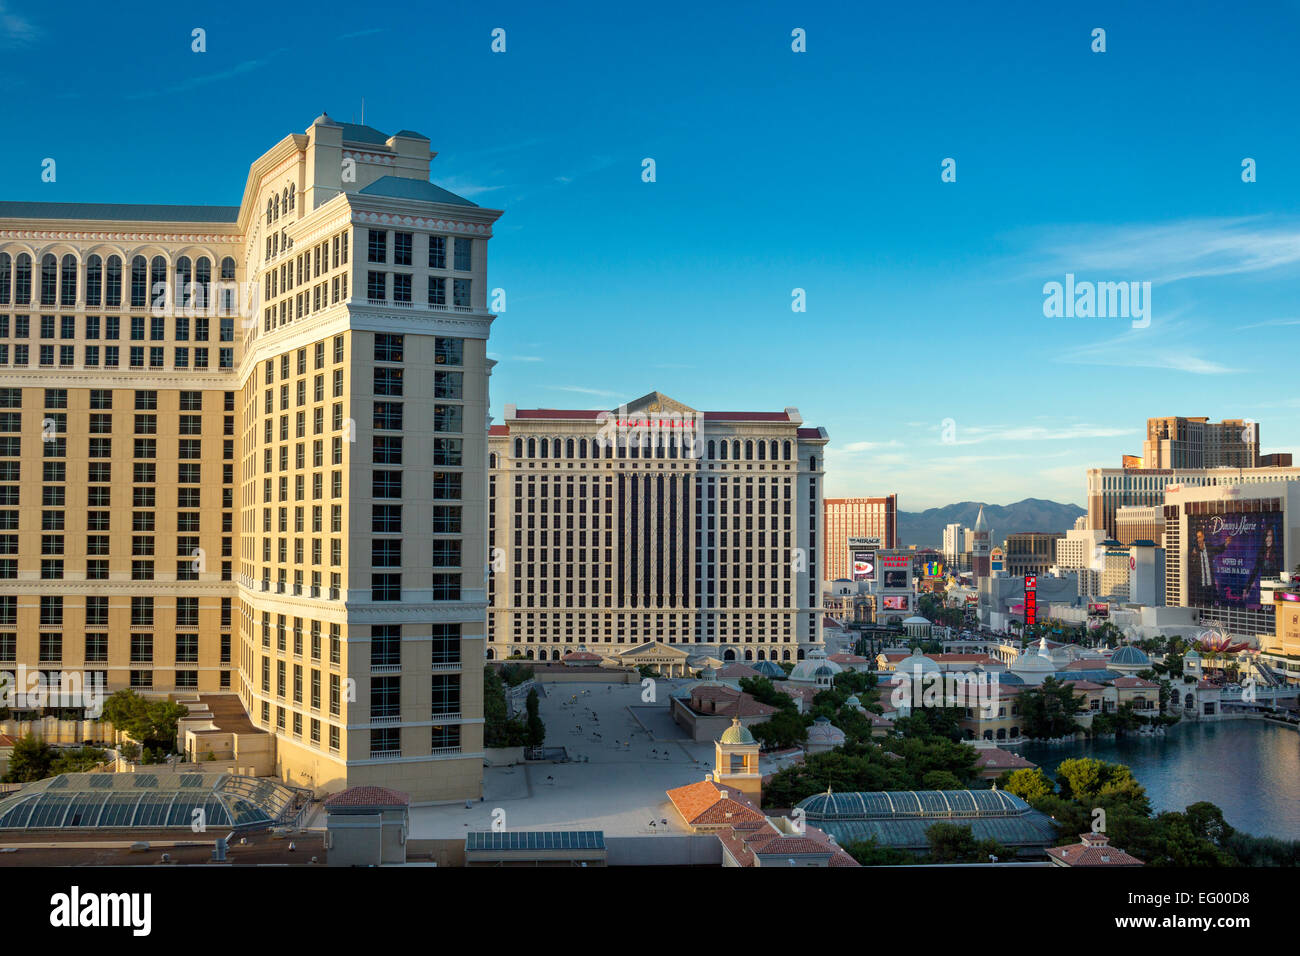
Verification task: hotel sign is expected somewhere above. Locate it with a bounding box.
[848,537,882,548]
[1024,575,1037,627]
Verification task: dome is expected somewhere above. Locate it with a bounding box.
[789,650,843,683]
[805,717,846,747]
[902,616,930,625]
[813,664,835,678]
[1183,650,1202,661]
[1110,645,1151,666]
[846,695,862,708]
[719,718,754,745]
[1011,637,1056,674]
[312,111,341,127]
[890,648,940,682]
[753,660,786,679]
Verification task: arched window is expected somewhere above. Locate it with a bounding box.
[273,196,280,221]
[552,438,561,458]
[810,456,816,471]
[770,440,779,460]
[0,252,10,304]
[527,438,536,458]
[195,257,211,311]
[288,184,295,210]
[566,438,575,458]
[266,199,273,225]
[40,254,57,305]
[175,256,191,309]
[60,254,77,306]
[489,453,496,468]
[514,438,523,458]
[13,253,30,304]
[579,438,588,458]
[85,255,102,307]
[220,256,236,280]
[783,440,792,461]
[130,256,148,307]
[756,440,765,461]
[732,440,741,460]
[149,256,166,311]
[538,438,548,459]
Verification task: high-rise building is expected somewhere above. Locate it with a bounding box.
[941,522,965,564]
[823,494,897,585]
[1004,532,1065,578]
[0,114,502,802]
[1163,482,1293,639]
[1142,416,1259,470]
[486,392,828,664]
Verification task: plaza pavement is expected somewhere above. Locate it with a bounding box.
[408,678,721,838]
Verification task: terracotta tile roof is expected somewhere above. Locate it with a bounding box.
[562,651,602,661]
[828,653,869,664]
[972,747,1037,771]
[717,662,760,679]
[687,686,778,718]
[0,734,16,747]
[488,424,510,435]
[665,780,766,828]
[324,785,411,808]
[1062,680,1106,690]
[1047,834,1144,867]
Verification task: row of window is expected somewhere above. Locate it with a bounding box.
[368,230,472,271]
[0,314,235,342]
[0,253,238,311]
[0,343,234,370]
[0,594,230,628]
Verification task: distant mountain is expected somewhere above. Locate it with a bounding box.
[897,498,1086,550]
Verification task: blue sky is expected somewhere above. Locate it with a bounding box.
[2,0,1298,509]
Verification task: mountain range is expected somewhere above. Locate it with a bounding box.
[897,498,1086,550]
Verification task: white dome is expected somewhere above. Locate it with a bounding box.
[889,648,940,682]
[788,650,843,683]
[1012,637,1057,674]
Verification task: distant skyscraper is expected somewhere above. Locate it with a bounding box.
[1142,416,1259,469]
[823,494,896,585]
[941,522,965,564]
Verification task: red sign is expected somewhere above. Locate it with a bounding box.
[1024,575,1037,626]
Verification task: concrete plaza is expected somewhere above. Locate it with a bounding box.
[408,678,719,838]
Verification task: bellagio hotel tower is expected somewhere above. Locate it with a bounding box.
[0,115,502,802]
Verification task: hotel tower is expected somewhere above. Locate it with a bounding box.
[0,115,502,802]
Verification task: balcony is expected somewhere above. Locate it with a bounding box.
[370,713,401,725]
[430,661,462,673]
[429,746,462,757]
[370,749,401,759]
[431,711,461,722]
[370,663,401,675]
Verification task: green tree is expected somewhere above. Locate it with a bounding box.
[738,677,798,713]
[999,767,1054,803]
[1054,758,1150,816]
[524,688,545,747]
[844,838,914,866]
[100,690,188,751]
[483,668,529,747]
[1016,677,1083,739]
[925,823,1010,863]
[749,710,809,750]
[2,733,54,782]
[50,745,108,775]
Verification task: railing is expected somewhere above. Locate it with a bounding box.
[370,663,401,674]
[429,746,462,757]
[431,711,461,722]
[370,749,401,759]
[370,714,401,725]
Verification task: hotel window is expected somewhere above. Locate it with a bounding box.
[394,231,413,266]
[427,276,446,307]
[367,271,386,300]
[434,438,462,466]
[433,472,462,500]
[433,404,462,433]
[453,278,471,309]
[432,573,461,601]
[432,505,460,534]
[453,237,472,271]
[392,273,411,302]
[428,235,446,269]
[40,255,57,305]
[434,337,463,366]
[371,573,401,601]
[368,229,387,263]
[431,624,460,664]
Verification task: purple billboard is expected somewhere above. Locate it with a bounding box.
[1186,509,1284,610]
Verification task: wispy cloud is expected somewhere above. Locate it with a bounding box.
[337,28,384,40]
[1024,217,1300,284]
[0,2,39,46]
[125,49,289,99]
[488,352,544,363]
[1061,319,1241,375]
[544,385,622,398]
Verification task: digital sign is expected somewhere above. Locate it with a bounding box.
[852,550,875,581]
[883,569,909,589]
[1024,575,1037,627]
[882,595,909,611]
[1187,508,1284,611]
[1087,602,1109,618]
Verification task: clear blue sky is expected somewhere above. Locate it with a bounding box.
[3,0,1298,509]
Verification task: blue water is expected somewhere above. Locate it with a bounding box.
[1018,720,1300,841]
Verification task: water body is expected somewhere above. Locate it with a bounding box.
[1019,720,1300,841]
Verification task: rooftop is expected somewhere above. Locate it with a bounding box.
[0,201,241,223]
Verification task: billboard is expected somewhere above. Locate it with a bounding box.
[1024,575,1037,626]
[1087,602,1109,618]
[990,546,1004,572]
[848,536,882,548]
[883,569,909,589]
[851,550,875,582]
[1186,508,1285,610]
[882,595,909,611]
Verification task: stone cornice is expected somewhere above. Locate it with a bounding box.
[0,229,241,244]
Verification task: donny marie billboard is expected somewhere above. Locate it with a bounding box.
[1186,509,1284,610]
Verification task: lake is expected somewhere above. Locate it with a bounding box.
[1018,719,1300,841]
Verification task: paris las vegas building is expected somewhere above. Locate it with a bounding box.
[485,393,829,668]
[0,115,501,802]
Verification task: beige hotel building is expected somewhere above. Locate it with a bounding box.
[0,115,501,803]
[486,392,829,664]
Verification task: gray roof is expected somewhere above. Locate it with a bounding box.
[357,176,477,207]
[1057,669,1123,683]
[0,201,241,223]
[338,123,393,145]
